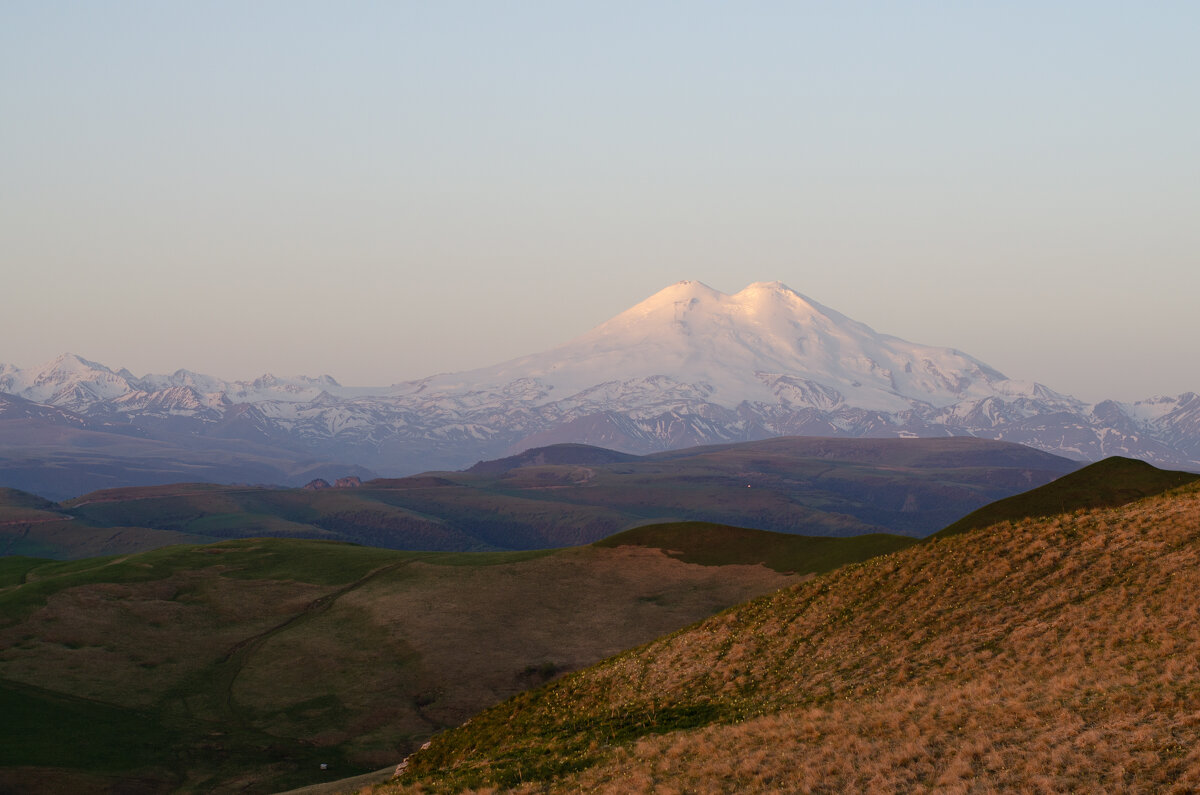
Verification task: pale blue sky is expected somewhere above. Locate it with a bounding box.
[2,2,1197,401]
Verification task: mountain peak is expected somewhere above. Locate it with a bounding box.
[638,280,809,307]
[443,280,1021,412]
[629,280,823,322]
[8,353,134,408]
[43,352,113,375]
[635,279,724,308]
[737,280,797,295]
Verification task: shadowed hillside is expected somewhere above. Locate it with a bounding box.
[379,482,1200,793]
[467,443,639,474]
[934,455,1200,538]
[0,534,809,793]
[8,437,1078,559]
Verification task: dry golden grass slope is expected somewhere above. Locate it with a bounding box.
[376,482,1200,794]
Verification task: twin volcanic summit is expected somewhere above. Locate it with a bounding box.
[1,281,1197,495]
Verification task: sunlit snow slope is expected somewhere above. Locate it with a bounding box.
[413,280,1050,412]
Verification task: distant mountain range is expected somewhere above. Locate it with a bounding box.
[2,281,1197,496]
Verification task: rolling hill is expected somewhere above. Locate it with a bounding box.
[380,481,1200,793]
[6,453,1190,792]
[2,436,1076,559]
[0,524,916,794]
[934,454,1200,538]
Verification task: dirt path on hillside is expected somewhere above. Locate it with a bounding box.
[0,516,73,526]
[209,560,414,730]
[15,548,136,586]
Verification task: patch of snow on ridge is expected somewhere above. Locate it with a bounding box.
[1118,394,1192,422]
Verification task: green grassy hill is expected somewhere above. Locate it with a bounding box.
[0,484,219,559]
[0,531,813,793]
[380,481,1200,793]
[11,437,1078,559]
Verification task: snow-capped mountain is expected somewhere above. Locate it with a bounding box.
[2,281,1198,480]
[0,353,355,412]
[407,280,1071,412]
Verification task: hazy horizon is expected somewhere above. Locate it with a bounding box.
[3,3,1197,403]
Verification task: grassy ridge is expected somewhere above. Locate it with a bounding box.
[382,482,1200,793]
[933,455,1200,538]
[0,487,56,511]
[595,522,916,575]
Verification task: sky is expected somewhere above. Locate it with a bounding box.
[2,2,1197,403]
